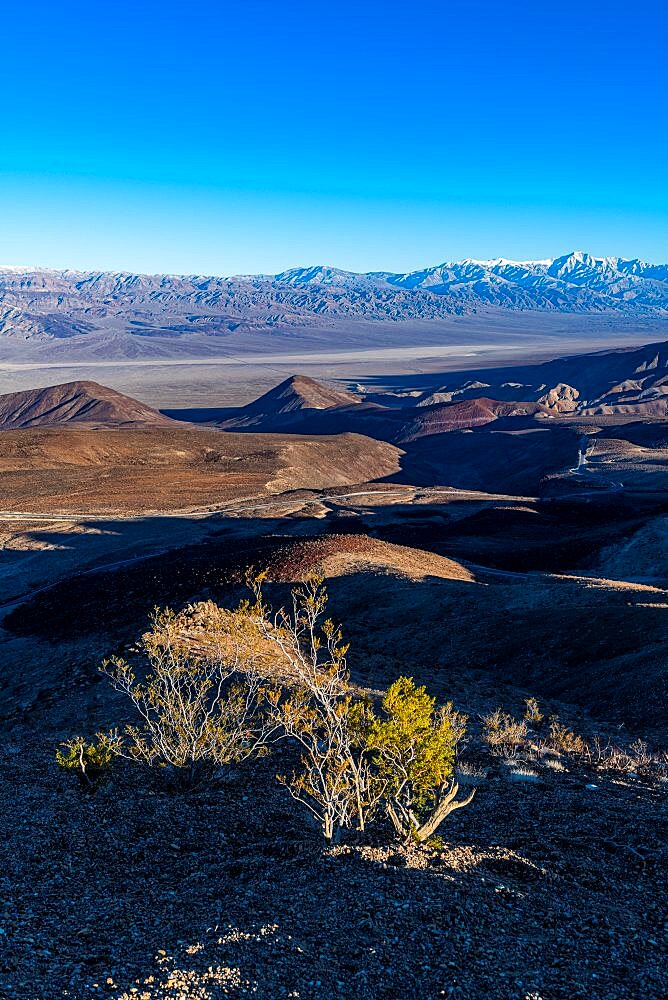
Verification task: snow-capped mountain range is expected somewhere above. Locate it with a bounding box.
[0,251,666,361]
[273,251,668,310]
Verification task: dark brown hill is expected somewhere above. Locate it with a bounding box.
[396,398,546,443]
[219,375,362,429]
[259,534,475,583]
[0,380,175,429]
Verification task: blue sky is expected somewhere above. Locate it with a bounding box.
[1,0,666,274]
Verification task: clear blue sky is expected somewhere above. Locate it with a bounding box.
[1,0,666,274]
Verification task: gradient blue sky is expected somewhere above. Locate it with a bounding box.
[1,0,666,275]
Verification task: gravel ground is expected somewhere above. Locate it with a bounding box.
[1,717,666,1000]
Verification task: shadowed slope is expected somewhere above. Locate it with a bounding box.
[396,398,546,443]
[406,340,668,417]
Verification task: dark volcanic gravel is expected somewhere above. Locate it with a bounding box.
[1,720,666,1000]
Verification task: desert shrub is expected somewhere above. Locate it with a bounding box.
[523,697,544,725]
[56,732,122,787]
[456,762,488,785]
[544,757,567,772]
[584,734,631,772]
[586,735,663,775]
[482,709,528,758]
[271,682,375,841]
[657,751,668,781]
[628,739,655,770]
[364,676,475,843]
[548,718,588,756]
[98,572,479,841]
[250,575,377,842]
[249,576,474,843]
[507,764,540,781]
[101,605,276,789]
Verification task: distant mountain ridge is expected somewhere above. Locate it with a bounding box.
[277,251,668,312]
[0,250,667,360]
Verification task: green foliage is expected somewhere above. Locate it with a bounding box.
[364,677,474,842]
[56,733,121,785]
[366,676,456,813]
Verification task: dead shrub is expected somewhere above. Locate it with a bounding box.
[442,701,469,754]
[523,697,544,725]
[547,718,588,757]
[544,758,567,772]
[250,574,379,842]
[101,605,276,789]
[481,709,528,758]
[456,762,488,785]
[586,735,664,776]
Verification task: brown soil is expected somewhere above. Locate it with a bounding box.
[0,427,401,514]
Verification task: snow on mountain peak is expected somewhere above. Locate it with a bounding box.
[1,252,667,332]
[459,257,554,268]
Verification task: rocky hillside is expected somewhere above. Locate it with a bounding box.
[409,339,668,418]
[215,340,668,433]
[210,342,668,493]
[0,426,402,514]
